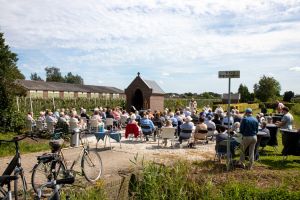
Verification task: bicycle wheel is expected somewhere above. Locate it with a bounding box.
[81,149,103,182]
[31,160,66,197]
[14,170,27,200]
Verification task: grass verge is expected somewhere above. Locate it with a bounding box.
[0,132,50,157]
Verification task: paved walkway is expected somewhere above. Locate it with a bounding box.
[0,133,216,190]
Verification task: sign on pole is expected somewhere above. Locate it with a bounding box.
[218,70,240,78]
[218,70,240,171]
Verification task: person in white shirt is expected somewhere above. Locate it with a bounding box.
[205,116,216,130]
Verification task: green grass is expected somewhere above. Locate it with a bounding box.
[293,113,300,129]
[0,132,50,157]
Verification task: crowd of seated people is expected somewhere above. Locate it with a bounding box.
[25,103,297,153]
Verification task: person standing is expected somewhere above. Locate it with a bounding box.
[276,100,285,113]
[239,108,259,170]
[189,98,197,113]
[276,106,294,130]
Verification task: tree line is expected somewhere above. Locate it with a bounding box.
[30,67,84,84]
[238,76,295,103]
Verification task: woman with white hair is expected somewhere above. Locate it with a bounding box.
[179,116,194,144]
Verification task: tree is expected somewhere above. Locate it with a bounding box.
[64,72,83,84]
[0,32,26,130]
[45,67,64,82]
[283,91,294,102]
[253,75,281,102]
[30,72,43,81]
[238,84,251,103]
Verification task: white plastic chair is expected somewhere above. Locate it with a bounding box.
[36,120,45,132]
[69,121,79,133]
[105,118,114,130]
[26,119,34,133]
[159,127,176,147]
[120,116,128,128]
[46,121,55,135]
[89,119,99,132]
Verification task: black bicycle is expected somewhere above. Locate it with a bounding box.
[31,129,103,197]
[0,135,36,200]
[0,175,18,200]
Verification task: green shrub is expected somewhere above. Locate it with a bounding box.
[291,103,300,116]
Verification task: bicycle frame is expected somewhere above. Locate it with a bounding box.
[58,133,90,175]
[0,135,30,199]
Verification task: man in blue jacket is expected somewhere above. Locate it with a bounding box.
[239,108,258,170]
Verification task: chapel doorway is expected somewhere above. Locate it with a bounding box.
[132,89,144,110]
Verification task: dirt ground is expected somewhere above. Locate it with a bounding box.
[0,131,216,190]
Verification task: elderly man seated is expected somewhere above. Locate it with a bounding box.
[140,112,155,141]
[179,116,194,144]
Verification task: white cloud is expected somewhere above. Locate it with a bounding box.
[0,0,300,93]
[289,67,300,72]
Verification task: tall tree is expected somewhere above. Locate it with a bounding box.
[64,72,84,84]
[283,91,294,102]
[30,72,43,81]
[45,67,64,82]
[238,84,251,103]
[254,75,281,102]
[0,32,26,130]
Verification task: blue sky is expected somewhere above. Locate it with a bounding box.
[1,0,300,94]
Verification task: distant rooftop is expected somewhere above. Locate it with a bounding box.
[16,80,124,93]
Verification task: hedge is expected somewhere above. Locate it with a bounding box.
[212,103,259,113]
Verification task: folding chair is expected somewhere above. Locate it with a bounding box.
[194,129,208,145]
[179,129,193,147]
[214,140,231,163]
[141,124,154,141]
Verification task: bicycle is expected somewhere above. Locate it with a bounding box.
[0,134,36,200]
[36,176,75,200]
[0,175,18,200]
[31,129,103,197]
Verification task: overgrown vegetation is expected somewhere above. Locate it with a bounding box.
[128,159,300,200]
[60,181,107,200]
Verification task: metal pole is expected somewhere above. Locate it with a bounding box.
[226,78,232,171]
[30,95,33,113]
[16,96,20,112]
[53,97,55,111]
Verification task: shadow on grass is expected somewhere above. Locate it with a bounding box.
[259,156,300,170]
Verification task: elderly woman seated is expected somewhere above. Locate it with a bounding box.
[179,116,194,144]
